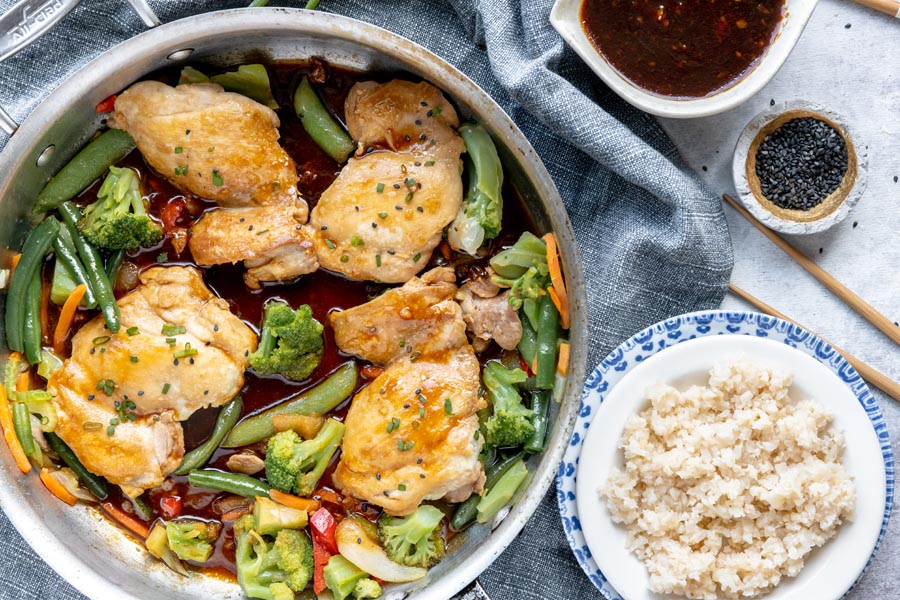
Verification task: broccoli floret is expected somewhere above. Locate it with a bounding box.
[324,555,383,600]
[165,518,222,563]
[377,504,445,568]
[448,123,504,255]
[353,578,383,599]
[78,166,163,250]
[249,301,324,382]
[489,232,549,311]
[265,419,345,496]
[482,361,534,448]
[233,514,314,600]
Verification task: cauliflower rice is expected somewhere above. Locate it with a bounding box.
[600,362,856,599]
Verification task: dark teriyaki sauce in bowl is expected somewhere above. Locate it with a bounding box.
[580,0,785,98]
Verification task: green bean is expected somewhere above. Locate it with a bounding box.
[104,249,126,285]
[53,226,98,308]
[535,293,559,390]
[5,217,60,352]
[223,362,357,448]
[174,396,243,475]
[45,432,109,500]
[11,402,35,459]
[450,452,522,530]
[524,390,551,454]
[518,310,538,368]
[188,469,270,498]
[33,129,135,214]
[22,268,43,365]
[127,492,154,520]
[293,76,355,163]
[57,202,120,333]
[476,458,528,524]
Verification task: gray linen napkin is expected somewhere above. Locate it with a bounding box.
[0,0,733,598]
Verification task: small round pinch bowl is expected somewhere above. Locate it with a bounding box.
[733,100,868,235]
[558,310,893,600]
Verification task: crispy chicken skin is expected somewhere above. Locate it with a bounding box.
[310,80,465,283]
[331,267,486,515]
[47,266,255,496]
[345,80,465,160]
[335,347,485,516]
[109,81,298,207]
[189,205,318,289]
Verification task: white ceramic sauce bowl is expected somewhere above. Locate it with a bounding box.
[550,0,819,118]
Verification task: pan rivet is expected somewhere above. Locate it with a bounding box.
[36,145,55,167]
[167,48,195,61]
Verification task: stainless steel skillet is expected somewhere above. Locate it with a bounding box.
[0,6,588,600]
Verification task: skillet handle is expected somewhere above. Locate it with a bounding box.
[0,0,161,136]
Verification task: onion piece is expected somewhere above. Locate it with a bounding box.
[48,467,96,503]
[335,517,427,582]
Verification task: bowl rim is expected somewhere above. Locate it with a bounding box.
[548,0,820,119]
[0,8,589,600]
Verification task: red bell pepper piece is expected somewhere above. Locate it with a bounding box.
[160,198,186,233]
[312,537,332,595]
[95,94,117,114]
[310,507,339,554]
[159,496,183,519]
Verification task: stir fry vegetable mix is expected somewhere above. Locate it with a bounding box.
[0,60,571,599]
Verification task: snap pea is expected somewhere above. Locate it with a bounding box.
[174,396,243,475]
[517,310,538,369]
[476,458,528,524]
[293,76,355,163]
[33,129,135,214]
[45,432,109,500]
[57,202,120,333]
[450,452,523,530]
[22,269,43,365]
[104,249,126,285]
[53,226,98,308]
[11,402,35,459]
[5,217,60,353]
[188,469,270,498]
[524,390,551,454]
[534,293,559,390]
[223,361,357,448]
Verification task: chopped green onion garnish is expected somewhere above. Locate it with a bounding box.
[412,253,422,263]
[444,398,453,415]
[376,183,385,193]
[162,383,171,394]
[92,335,111,346]
[174,146,183,154]
[350,236,364,247]
[212,170,224,186]
[375,255,382,267]
[161,324,186,336]
[126,326,140,336]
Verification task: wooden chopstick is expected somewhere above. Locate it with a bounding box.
[723,193,900,347]
[729,283,900,402]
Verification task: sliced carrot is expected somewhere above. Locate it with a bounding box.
[557,342,570,377]
[270,489,321,513]
[220,506,252,522]
[101,501,150,539]
[542,233,570,329]
[10,253,21,276]
[53,283,87,353]
[16,371,30,393]
[0,386,30,473]
[40,468,78,506]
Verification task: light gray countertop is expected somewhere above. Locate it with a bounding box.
[660,1,900,596]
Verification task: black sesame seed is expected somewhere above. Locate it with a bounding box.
[845,23,851,29]
[853,221,858,228]
[770,99,775,106]
[754,117,848,211]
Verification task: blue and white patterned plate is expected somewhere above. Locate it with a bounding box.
[557,310,894,599]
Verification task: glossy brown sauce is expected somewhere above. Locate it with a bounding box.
[43,60,533,580]
[581,0,785,98]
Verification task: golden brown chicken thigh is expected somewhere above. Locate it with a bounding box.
[330,267,485,515]
[309,80,465,283]
[47,266,256,496]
